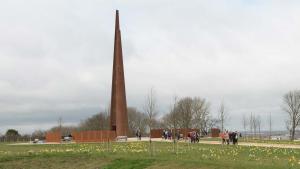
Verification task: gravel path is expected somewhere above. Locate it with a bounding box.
[128,137,300,149]
[9,137,300,149]
[199,140,300,149]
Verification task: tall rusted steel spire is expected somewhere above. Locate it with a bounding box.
[110,10,128,137]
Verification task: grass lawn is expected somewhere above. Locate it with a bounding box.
[1,141,300,169]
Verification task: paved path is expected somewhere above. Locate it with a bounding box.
[128,137,300,149]
[9,137,300,149]
[199,140,300,149]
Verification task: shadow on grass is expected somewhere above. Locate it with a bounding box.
[103,158,155,169]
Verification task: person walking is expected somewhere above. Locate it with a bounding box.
[136,129,140,141]
[162,130,166,140]
[138,131,142,140]
[224,130,229,145]
[220,132,225,144]
[235,131,239,145]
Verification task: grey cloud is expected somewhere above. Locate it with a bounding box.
[1,1,300,134]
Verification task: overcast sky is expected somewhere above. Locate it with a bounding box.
[1,0,300,134]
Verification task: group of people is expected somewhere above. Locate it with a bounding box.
[187,131,200,143]
[219,130,240,145]
[160,129,240,145]
[162,130,173,140]
[135,129,142,140]
[162,130,200,143]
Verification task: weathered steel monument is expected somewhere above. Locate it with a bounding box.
[110,10,129,138]
[46,10,128,143]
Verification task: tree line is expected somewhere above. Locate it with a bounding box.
[51,89,300,141]
[1,89,300,142]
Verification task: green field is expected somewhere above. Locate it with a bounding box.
[1,141,300,169]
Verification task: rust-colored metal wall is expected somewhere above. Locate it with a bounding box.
[150,129,163,138]
[150,128,199,139]
[46,132,61,143]
[210,128,220,137]
[72,130,116,143]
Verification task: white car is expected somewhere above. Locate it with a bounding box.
[33,139,39,143]
[63,136,72,142]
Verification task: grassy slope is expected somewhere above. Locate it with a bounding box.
[0,142,300,169]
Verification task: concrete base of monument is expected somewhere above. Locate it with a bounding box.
[116,136,128,142]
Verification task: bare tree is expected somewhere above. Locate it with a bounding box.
[176,97,194,129]
[253,114,257,138]
[144,88,158,140]
[31,130,46,140]
[256,115,261,139]
[205,116,219,132]
[49,125,77,136]
[161,96,179,130]
[78,112,109,131]
[58,116,63,132]
[143,88,158,156]
[242,114,248,140]
[249,113,259,139]
[249,113,253,138]
[269,112,272,140]
[161,96,211,136]
[218,101,227,132]
[161,113,172,129]
[283,90,300,140]
[192,97,210,134]
[168,96,179,129]
[171,96,178,130]
[127,107,147,137]
[285,119,292,139]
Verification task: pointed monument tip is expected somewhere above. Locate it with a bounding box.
[115,10,120,28]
